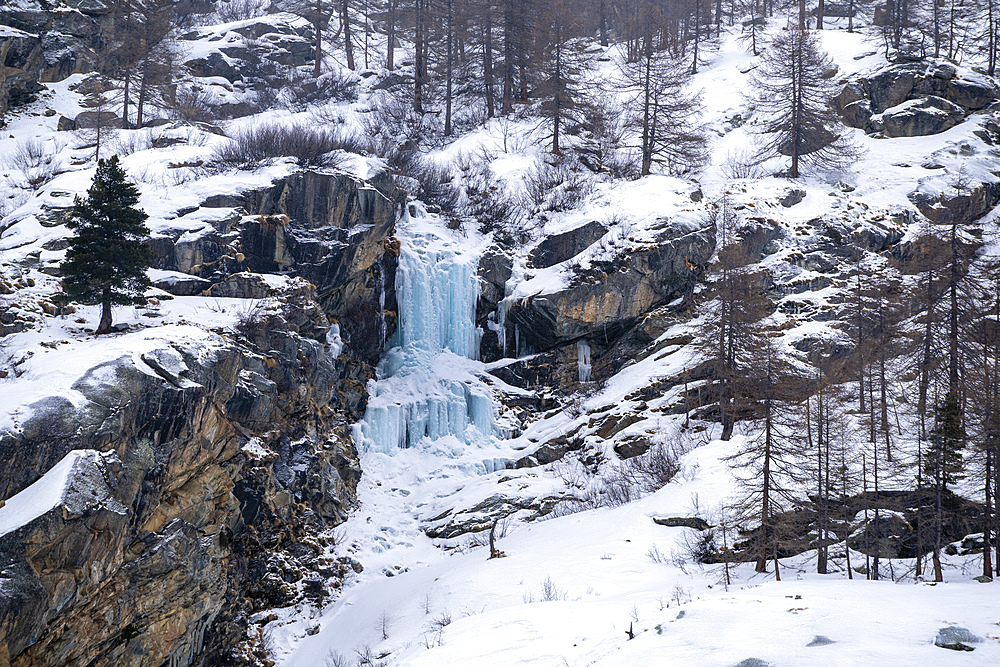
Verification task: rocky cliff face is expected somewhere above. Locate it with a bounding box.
[0,26,43,115]
[0,166,400,666]
[0,282,359,667]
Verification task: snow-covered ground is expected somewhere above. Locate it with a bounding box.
[270,439,1000,666]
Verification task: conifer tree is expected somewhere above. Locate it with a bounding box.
[748,27,859,178]
[925,389,966,581]
[61,156,154,335]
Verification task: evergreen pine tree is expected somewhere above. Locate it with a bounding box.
[924,389,966,581]
[61,156,154,335]
[926,390,966,489]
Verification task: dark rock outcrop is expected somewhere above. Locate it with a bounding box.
[653,516,712,530]
[0,25,43,114]
[508,220,714,352]
[527,220,607,269]
[836,60,998,136]
[146,168,400,366]
[0,284,361,667]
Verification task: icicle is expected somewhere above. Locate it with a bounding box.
[577,340,592,383]
[497,298,507,357]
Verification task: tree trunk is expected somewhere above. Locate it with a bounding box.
[342,0,355,70]
[692,0,700,74]
[387,0,395,70]
[757,398,772,574]
[949,220,960,395]
[552,35,561,153]
[121,70,131,129]
[312,15,323,77]
[933,457,944,582]
[599,0,608,46]
[502,0,514,113]
[97,288,113,335]
[136,67,148,128]
[445,0,454,136]
[986,448,994,578]
[414,0,424,112]
[640,40,652,175]
[484,3,495,117]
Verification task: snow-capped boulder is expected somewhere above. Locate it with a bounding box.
[934,626,983,651]
[879,96,966,137]
[836,59,998,135]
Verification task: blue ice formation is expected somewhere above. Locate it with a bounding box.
[356,223,495,454]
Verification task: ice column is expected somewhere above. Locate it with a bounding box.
[356,227,495,454]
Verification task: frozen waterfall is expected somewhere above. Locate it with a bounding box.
[355,208,495,454]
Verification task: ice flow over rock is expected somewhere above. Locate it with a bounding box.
[355,208,495,454]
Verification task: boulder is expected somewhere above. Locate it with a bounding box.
[880,96,965,137]
[934,626,982,651]
[614,436,652,459]
[653,516,712,531]
[835,59,999,134]
[807,635,836,646]
[74,110,121,129]
[207,272,289,299]
[185,51,242,82]
[150,272,212,297]
[780,189,807,208]
[841,100,873,130]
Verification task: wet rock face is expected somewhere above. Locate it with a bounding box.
[0,285,362,667]
[508,220,715,352]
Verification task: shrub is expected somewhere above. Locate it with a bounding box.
[523,158,594,213]
[463,167,524,236]
[212,123,360,171]
[281,70,360,110]
[3,138,57,189]
[215,0,267,22]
